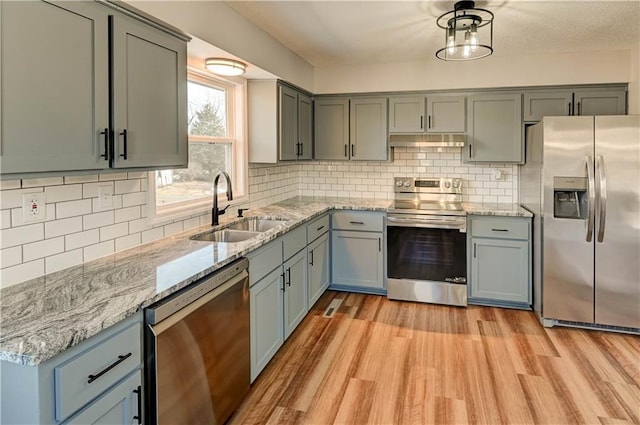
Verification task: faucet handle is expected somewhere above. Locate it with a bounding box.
[237,208,249,218]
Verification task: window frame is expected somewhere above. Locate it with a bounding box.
[148,68,248,224]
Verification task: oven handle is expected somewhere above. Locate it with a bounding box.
[386,216,467,232]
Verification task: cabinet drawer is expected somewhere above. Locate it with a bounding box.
[306,214,330,243]
[282,226,307,260]
[54,322,141,422]
[248,240,283,287]
[332,210,384,232]
[470,217,529,240]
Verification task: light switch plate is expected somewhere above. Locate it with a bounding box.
[22,192,47,223]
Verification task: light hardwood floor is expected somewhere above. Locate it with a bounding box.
[229,291,640,425]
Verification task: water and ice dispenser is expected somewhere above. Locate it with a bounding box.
[553,177,588,219]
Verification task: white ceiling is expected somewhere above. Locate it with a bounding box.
[225,1,640,67]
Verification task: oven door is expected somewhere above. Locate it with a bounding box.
[387,218,467,306]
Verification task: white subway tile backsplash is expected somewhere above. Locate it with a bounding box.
[1,223,44,249]
[91,195,123,212]
[129,218,151,234]
[83,240,114,262]
[44,184,82,203]
[83,211,114,230]
[56,199,92,219]
[122,192,146,207]
[114,206,141,223]
[0,260,45,288]
[115,233,141,252]
[163,222,183,237]
[0,180,21,190]
[22,177,64,188]
[64,174,99,184]
[1,210,11,229]
[10,204,55,228]
[0,246,22,268]
[1,188,42,209]
[83,182,113,199]
[23,237,65,262]
[127,171,147,179]
[114,179,141,194]
[66,229,100,251]
[45,217,83,239]
[100,222,128,241]
[46,249,83,274]
[99,173,128,181]
[141,227,164,244]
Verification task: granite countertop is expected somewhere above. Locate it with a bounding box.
[0,196,390,366]
[463,202,533,218]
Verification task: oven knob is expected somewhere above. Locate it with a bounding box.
[403,181,411,187]
[396,180,404,187]
[453,180,460,188]
[443,181,451,189]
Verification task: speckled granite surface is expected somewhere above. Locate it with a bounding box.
[0,196,390,366]
[463,203,533,218]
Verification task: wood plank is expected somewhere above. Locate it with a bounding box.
[332,378,376,424]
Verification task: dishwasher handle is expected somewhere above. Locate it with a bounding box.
[149,270,248,335]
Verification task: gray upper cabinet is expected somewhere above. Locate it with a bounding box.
[426,96,466,133]
[0,1,189,177]
[524,87,626,121]
[388,95,465,134]
[314,97,350,160]
[315,96,387,161]
[465,92,523,163]
[111,13,187,169]
[349,97,388,160]
[248,81,312,162]
[0,1,110,174]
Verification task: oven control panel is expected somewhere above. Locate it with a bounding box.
[394,177,462,194]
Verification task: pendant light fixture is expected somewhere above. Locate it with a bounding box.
[205,58,247,76]
[436,1,494,61]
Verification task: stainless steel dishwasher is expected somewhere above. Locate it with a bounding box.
[145,258,250,425]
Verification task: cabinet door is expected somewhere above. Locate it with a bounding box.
[466,93,523,163]
[112,14,187,169]
[314,98,349,160]
[350,97,388,160]
[308,233,330,307]
[279,85,298,160]
[388,97,425,133]
[523,90,572,122]
[64,371,141,425]
[332,230,384,289]
[0,1,109,174]
[298,93,313,160]
[574,89,626,116]
[426,96,466,133]
[470,238,530,304]
[249,268,284,382]
[283,249,308,340]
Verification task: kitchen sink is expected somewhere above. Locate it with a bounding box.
[191,229,260,243]
[227,217,286,232]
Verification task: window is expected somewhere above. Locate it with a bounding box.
[150,71,246,220]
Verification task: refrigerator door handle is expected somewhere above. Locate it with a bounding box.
[596,155,607,242]
[586,156,596,242]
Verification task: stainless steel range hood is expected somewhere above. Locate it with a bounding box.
[389,134,465,148]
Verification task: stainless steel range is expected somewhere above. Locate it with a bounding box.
[387,177,468,306]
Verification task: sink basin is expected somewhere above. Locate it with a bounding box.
[227,217,286,232]
[191,229,260,243]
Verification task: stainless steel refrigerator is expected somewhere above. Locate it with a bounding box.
[521,115,640,330]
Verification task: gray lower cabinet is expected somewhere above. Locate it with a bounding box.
[524,86,626,122]
[283,249,308,339]
[0,0,188,177]
[465,92,523,163]
[0,313,143,425]
[467,216,532,308]
[315,97,388,161]
[307,232,330,308]
[330,210,385,293]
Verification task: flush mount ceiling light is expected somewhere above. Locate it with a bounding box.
[205,58,247,76]
[436,0,494,61]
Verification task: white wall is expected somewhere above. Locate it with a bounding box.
[315,49,634,96]
[127,1,314,91]
[629,46,640,114]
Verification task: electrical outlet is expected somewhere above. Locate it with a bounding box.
[98,185,113,209]
[22,192,47,223]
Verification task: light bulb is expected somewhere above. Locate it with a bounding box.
[462,30,471,58]
[447,27,456,54]
[470,23,479,52]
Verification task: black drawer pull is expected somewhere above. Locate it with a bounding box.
[310,249,314,266]
[316,225,325,231]
[286,268,292,286]
[133,386,142,424]
[99,128,109,160]
[349,221,364,225]
[119,129,128,160]
[87,352,132,383]
[491,228,509,232]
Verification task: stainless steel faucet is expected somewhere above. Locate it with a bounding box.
[212,171,233,226]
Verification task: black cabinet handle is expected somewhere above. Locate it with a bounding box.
[428,115,432,129]
[316,225,325,231]
[133,386,142,424]
[568,102,572,116]
[351,144,355,157]
[378,237,381,252]
[281,272,286,291]
[349,221,364,225]
[286,268,291,286]
[468,144,472,158]
[474,243,477,258]
[344,144,348,157]
[491,228,509,232]
[420,115,423,130]
[119,129,128,160]
[300,143,303,156]
[100,128,109,160]
[87,352,132,383]
[577,102,581,116]
[310,249,314,266]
